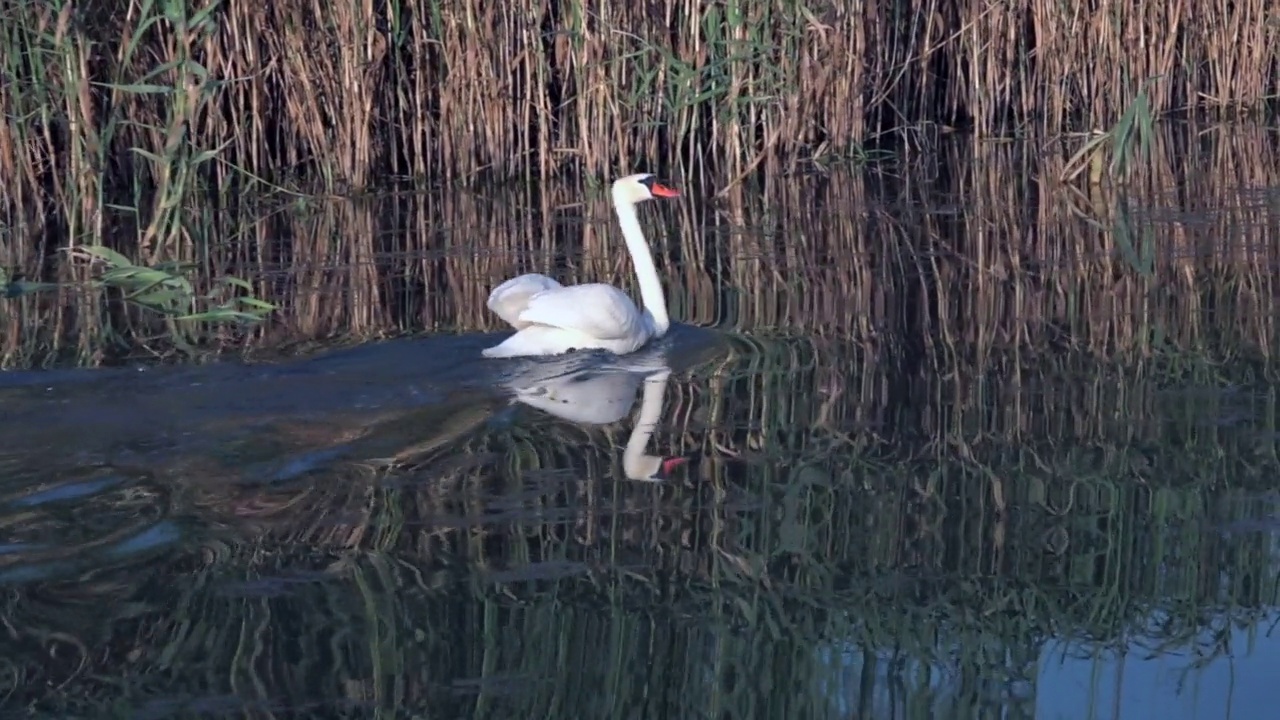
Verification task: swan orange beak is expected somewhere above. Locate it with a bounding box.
[649,182,680,198]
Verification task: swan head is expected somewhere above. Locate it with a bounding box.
[612,173,680,205]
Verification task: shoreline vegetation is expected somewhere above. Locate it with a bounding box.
[0,0,1278,365]
[2,122,1280,368]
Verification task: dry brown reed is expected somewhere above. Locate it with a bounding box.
[13,120,1280,367]
[1,0,1277,229]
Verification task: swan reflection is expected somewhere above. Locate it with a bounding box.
[501,354,687,482]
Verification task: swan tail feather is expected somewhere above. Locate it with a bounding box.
[486,274,562,328]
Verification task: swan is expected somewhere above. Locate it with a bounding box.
[481,173,681,358]
[502,354,688,481]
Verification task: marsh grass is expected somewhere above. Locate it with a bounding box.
[7,121,1280,368]
[2,0,1279,261]
[1,243,274,365]
[1062,77,1160,184]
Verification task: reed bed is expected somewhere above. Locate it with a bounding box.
[6,121,1280,368]
[1,0,1279,264]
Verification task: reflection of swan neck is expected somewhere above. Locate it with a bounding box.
[623,370,671,480]
[614,199,670,335]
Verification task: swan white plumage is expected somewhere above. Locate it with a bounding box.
[481,173,680,358]
[503,355,687,481]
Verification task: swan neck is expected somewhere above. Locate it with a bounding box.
[614,198,670,334]
[623,371,670,479]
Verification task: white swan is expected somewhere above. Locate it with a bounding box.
[481,173,681,358]
[503,356,687,481]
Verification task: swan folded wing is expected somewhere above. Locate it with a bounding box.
[516,283,644,340]
[486,273,563,328]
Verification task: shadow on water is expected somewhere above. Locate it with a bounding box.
[6,126,1280,718]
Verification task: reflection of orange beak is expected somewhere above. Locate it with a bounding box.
[656,456,689,480]
[650,182,680,198]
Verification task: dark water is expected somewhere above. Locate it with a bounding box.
[6,140,1280,717]
[4,328,1279,719]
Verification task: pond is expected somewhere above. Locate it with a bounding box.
[3,125,1280,719]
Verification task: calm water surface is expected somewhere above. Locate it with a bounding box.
[4,130,1280,718]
